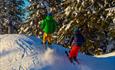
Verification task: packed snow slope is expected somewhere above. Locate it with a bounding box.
[0,34,115,70]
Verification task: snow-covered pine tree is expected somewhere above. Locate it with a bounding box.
[0,0,26,34]
[17,0,115,55]
[55,0,115,55]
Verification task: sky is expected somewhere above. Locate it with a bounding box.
[20,0,31,22]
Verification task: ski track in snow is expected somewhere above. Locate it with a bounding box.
[0,34,115,70]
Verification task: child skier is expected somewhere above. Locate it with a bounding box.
[68,28,85,63]
[40,13,57,48]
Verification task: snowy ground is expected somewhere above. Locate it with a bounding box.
[0,34,115,70]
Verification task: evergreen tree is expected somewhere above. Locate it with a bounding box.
[56,0,115,55]
[18,0,115,55]
[0,0,29,34]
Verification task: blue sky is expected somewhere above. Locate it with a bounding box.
[24,0,31,8]
[20,0,31,22]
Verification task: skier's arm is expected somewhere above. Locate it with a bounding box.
[40,20,46,30]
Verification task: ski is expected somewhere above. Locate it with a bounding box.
[65,51,80,64]
[65,51,75,64]
[73,57,80,64]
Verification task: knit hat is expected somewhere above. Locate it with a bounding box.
[74,27,80,34]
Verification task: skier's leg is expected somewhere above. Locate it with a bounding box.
[47,34,52,43]
[73,56,80,64]
[65,51,73,63]
[43,33,47,43]
[75,45,80,58]
[73,45,80,64]
[43,33,48,48]
[69,45,77,62]
[47,34,52,48]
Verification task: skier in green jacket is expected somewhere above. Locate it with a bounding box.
[40,13,57,48]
